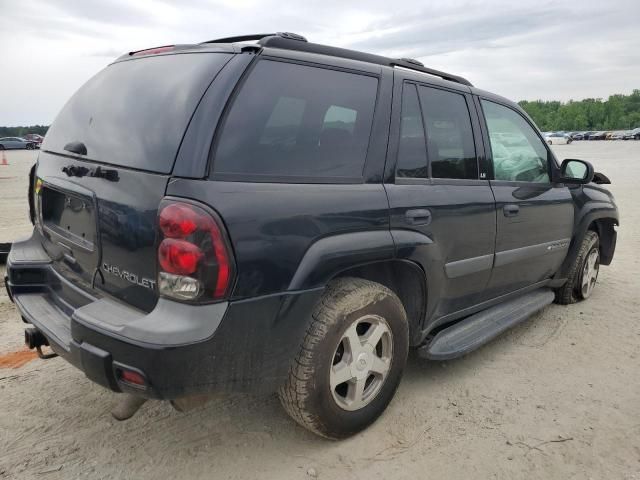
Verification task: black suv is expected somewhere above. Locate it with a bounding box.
[6,33,618,439]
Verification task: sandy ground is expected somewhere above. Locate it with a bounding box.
[0,144,639,480]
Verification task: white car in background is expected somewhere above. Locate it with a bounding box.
[544,132,572,145]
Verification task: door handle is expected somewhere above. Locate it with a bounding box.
[405,209,432,225]
[503,204,520,217]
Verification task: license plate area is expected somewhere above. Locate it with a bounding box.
[41,187,96,251]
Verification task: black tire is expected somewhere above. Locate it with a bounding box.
[0,145,5,150]
[547,140,552,145]
[555,231,600,305]
[278,277,409,439]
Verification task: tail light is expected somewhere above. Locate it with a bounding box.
[156,199,235,302]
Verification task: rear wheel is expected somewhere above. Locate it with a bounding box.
[547,140,553,145]
[278,277,409,439]
[0,145,5,150]
[555,231,600,304]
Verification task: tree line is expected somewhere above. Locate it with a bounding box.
[0,125,49,137]
[519,89,640,132]
[2,90,640,136]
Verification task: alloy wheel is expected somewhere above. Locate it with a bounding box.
[330,314,393,411]
[581,249,599,298]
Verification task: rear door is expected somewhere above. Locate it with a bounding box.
[478,98,573,295]
[35,51,233,311]
[386,78,496,324]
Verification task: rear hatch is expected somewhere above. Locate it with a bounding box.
[36,51,233,312]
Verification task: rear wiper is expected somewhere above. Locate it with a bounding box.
[63,141,87,156]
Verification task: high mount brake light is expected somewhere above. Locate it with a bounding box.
[130,45,175,56]
[156,200,235,302]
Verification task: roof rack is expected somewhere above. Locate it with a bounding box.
[390,59,472,86]
[202,33,473,87]
[202,32,307,44]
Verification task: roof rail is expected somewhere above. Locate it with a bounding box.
[202,32,307,44]
[202,33,473,87]
[391,59,473,87]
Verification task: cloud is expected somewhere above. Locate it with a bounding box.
[0,0,638,125]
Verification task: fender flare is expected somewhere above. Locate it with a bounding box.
[288,229,434,291]
[288,230,396,291]
[556,204,618,278]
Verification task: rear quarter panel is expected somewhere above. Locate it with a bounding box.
[165,180,391,299]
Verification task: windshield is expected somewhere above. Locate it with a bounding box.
[42,52,232,173]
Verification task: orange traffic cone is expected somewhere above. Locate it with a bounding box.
[0,151,7,166]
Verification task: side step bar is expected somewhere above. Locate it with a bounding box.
[419,288,555,361]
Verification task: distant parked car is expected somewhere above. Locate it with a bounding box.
[624,127,640,140]
[581,131,595,139]
[23,134,44,146]
[610,132,626,140]
[544,132,572,145]
[571,133,585,140]
[589,131,607,140]
[0,137,37,150]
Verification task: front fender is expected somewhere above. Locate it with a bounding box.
[556,185,619,278]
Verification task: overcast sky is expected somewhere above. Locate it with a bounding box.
[1,0,638,126]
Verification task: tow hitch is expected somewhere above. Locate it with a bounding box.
[24,327,58,359]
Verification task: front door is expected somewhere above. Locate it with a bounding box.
[478,99,574,296]
[385,79,496,325]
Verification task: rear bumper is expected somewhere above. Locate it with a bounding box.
[6,233,323,399]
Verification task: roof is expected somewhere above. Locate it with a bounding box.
[121,32,474,87]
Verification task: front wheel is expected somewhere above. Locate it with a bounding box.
[547,140,553,145]
[555,231,600,304]
[279,277,409,439]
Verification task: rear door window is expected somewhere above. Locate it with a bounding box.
[396,83,428,178]
[212,60,378,180]
[417,86,478,180]
[43,53,232,173]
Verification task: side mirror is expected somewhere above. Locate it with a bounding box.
[560,159,595,184]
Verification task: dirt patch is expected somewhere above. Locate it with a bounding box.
[0,348,37,369]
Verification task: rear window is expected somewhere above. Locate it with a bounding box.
[212,60,378,180]
[43,53,232,173]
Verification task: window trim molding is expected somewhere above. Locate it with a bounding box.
[210,171,364,184]
[395,177,491,187]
